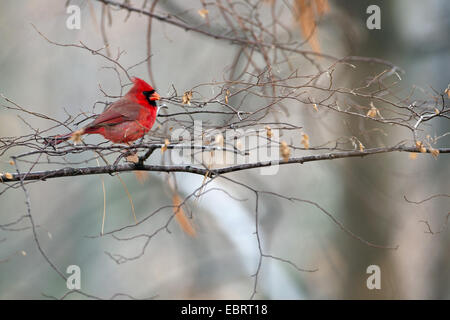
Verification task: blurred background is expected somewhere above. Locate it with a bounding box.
[0,0,449,299]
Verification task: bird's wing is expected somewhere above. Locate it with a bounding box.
[86,101,145,129]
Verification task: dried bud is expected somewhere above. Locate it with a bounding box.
[359,142,365,152]
[161,139,170,153]
[415,141,427,153]
[198,9,208,18]
[280,141,291,162]
[225,89,230,104]
[182,91,193,105]
[265,126,273,138]
[429,147,439,159]
[366,104,378,118]
[301,133,309,149]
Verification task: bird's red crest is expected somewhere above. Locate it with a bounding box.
[125,77,155,104]
[131,77,155,92]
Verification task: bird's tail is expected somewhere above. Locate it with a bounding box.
[44,129,85,146]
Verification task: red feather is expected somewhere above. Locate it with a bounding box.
[46,77,160,145]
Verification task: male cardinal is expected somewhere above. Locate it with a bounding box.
[46,77,160,146]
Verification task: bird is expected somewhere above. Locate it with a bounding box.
[46,77,161,146]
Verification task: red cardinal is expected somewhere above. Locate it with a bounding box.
[47,77,160,145]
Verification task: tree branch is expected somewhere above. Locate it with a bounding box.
[3,146,448,183]
[95,0,401,70]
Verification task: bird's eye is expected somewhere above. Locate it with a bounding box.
[143,90,155,97]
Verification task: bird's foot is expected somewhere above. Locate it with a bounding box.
[113,150,135,166]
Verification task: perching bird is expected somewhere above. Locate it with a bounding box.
[46,77,160,146]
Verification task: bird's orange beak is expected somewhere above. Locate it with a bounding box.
[150,92,161,101]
